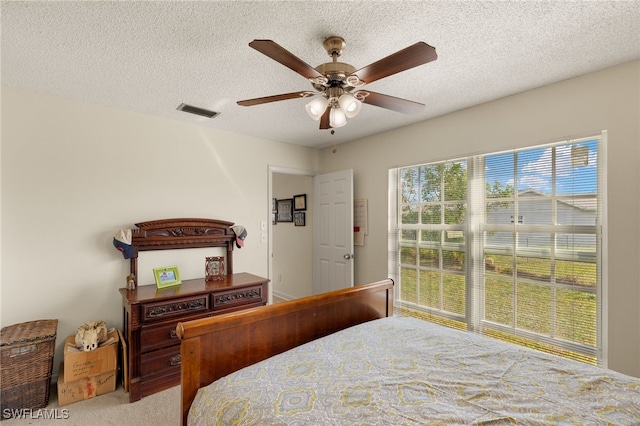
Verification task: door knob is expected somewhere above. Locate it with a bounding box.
[344,254,354,259]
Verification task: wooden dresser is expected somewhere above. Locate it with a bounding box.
[116,218,269,402]
[119,273,268,402]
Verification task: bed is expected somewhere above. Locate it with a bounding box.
[177,279,640,425]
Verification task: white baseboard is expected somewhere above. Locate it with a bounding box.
[272,290,295,301]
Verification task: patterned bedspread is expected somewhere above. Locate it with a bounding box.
[189,316,640,425]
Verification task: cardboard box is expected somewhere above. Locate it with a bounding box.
[57,363,117,406]
[117,328,128,392]
[63,329,119,383]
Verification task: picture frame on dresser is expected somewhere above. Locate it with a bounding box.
[205,256,225,281]
[153,266,181,288]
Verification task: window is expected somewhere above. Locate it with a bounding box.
[390,134,604,365]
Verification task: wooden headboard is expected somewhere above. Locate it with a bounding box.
[176,278,394,425]
[128,218,236,285]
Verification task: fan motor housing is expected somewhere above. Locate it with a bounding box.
[313,62,356,90]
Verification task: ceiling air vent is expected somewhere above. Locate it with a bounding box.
[177,103,219,119]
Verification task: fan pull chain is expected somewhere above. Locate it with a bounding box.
[331,130,337,153]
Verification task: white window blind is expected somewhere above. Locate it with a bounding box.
[391,134,604,365]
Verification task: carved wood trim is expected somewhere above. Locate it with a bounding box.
[129,218,236,285]
[143,296,209,321]
[213,287,263,308]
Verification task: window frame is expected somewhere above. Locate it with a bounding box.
[390,132,607,366]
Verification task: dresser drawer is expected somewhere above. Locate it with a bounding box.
[140,371,181,399]
[212,284,265,310]
[141,345,182,378]
[140,321,182,352]
[141,295,209,323]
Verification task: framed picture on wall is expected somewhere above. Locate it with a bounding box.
[294,211,305,226]
[293,194,307,211]
[272,198,278,225]
[277,199,293,222]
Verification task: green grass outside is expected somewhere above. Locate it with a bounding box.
[399,247,599,365]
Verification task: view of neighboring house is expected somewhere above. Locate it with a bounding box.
[487,189,597,249]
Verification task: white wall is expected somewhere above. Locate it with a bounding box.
[272,173,313,299]
[318,60,640,378]
[0,86,317,375]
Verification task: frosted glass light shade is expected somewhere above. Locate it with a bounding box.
[329,107,347,127]
[305,97,329,121]
[338,93,362,118]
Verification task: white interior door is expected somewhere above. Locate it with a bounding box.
[313,169,354,294]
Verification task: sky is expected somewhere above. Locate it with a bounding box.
[485,139,598,195]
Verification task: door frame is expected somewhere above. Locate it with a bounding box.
[268,165,315,303]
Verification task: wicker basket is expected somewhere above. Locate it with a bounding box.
[0,319,58,414]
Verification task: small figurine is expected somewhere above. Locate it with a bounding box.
[126,273,136,290]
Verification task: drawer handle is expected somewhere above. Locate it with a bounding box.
[169,354,182,366]
[169,330,178,339]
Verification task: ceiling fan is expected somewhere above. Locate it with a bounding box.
[237,36,437,129]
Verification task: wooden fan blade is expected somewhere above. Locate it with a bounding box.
[352,42,437,85]
[237,91,312,106]
[319,108,331,129]
[249,40,324,80]
[360,91,425,115]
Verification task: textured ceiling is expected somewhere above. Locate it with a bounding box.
[2,1,639,149]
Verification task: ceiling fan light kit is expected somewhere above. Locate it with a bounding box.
[238,36,437,131]
[306,85,362,127]
[338,93,362,118]
[305,96,329,121]
[329,106,347,128]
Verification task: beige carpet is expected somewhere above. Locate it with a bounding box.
[2,383,181,425]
